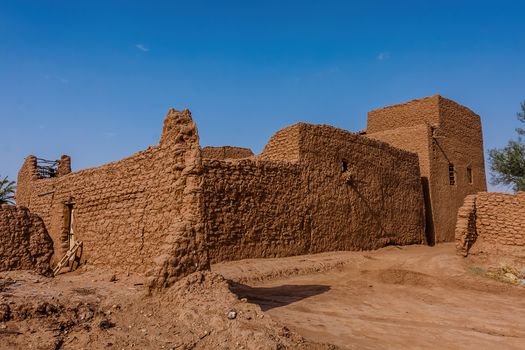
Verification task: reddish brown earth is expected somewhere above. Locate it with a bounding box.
[1,243,524,349]
[0,268,332,350]
[214,243,525,350]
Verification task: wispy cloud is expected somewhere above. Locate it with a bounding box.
[377,52,390,61]
[135,44,149,52]
[41,73,69,84]
[313,65,341,78]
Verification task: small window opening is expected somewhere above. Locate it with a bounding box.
[341,160,348,172]
[448,163,456,185]
[467,166,473,184]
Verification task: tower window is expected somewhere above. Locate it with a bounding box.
[467,166,473,184]
[341,160,348,172]
[448,163,456,185]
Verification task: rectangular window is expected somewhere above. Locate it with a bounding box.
[448,164,455,185]
[341,160,348,172]
[467,167,473,184]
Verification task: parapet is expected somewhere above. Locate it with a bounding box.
[367,95,441,133]
[202,146,254,160]
[367,95,481,135]
[259,123,303,163]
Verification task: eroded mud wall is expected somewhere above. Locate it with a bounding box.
[16,110,209,287]
[299,124,426,251]
[455,195,478,256]
[204,124,426,263]
[203,159,305,263]
[0,205,53,274]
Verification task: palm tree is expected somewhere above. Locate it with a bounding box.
[0,176,15,205]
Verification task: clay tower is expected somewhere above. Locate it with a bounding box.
[366,95,487,244]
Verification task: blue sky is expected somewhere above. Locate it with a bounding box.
[1,1,524,191]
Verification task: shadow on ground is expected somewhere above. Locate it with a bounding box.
[229,282,330,311]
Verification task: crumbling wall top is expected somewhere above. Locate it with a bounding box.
[160,108,199,147]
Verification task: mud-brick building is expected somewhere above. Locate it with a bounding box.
[366,95,487,244]
[203,123,426,263]
[15,95,485,286]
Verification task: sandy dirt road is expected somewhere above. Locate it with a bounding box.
[214,243,525,350]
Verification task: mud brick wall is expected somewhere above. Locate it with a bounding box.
[202,146,254,160]
[367,96,441,133]
[365,124,432,178]
[367,95,487,243]
[475,192,525,248]
[0,205,53,274]
[455,195,477,256]
[455,192,525,256]
[204,124,426,263]
[430,97,487,242]
[16,109,209,288]
[259,123,302,162]
[298,124,426,251]
[203,159,306,263]
[15,96,484,284]
[365,124,435,245]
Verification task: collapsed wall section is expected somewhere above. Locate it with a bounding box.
[0,205,53,274]
[455,192,525,256]
[455,195,478,256]
[16,109,209,288]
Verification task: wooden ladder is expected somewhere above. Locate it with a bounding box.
[53,240,83,276]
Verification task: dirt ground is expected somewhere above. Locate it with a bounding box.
[0,269,331,350]
[1,243,524,349]
[214,243,525,350]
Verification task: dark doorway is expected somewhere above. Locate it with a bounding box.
[421,177,435,246]
[65,203,76,250]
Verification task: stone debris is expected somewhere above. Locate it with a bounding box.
[99,319,115,330]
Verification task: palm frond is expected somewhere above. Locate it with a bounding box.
[0,175,16,205]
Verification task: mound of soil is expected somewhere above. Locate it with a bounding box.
[0,269,335,349]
